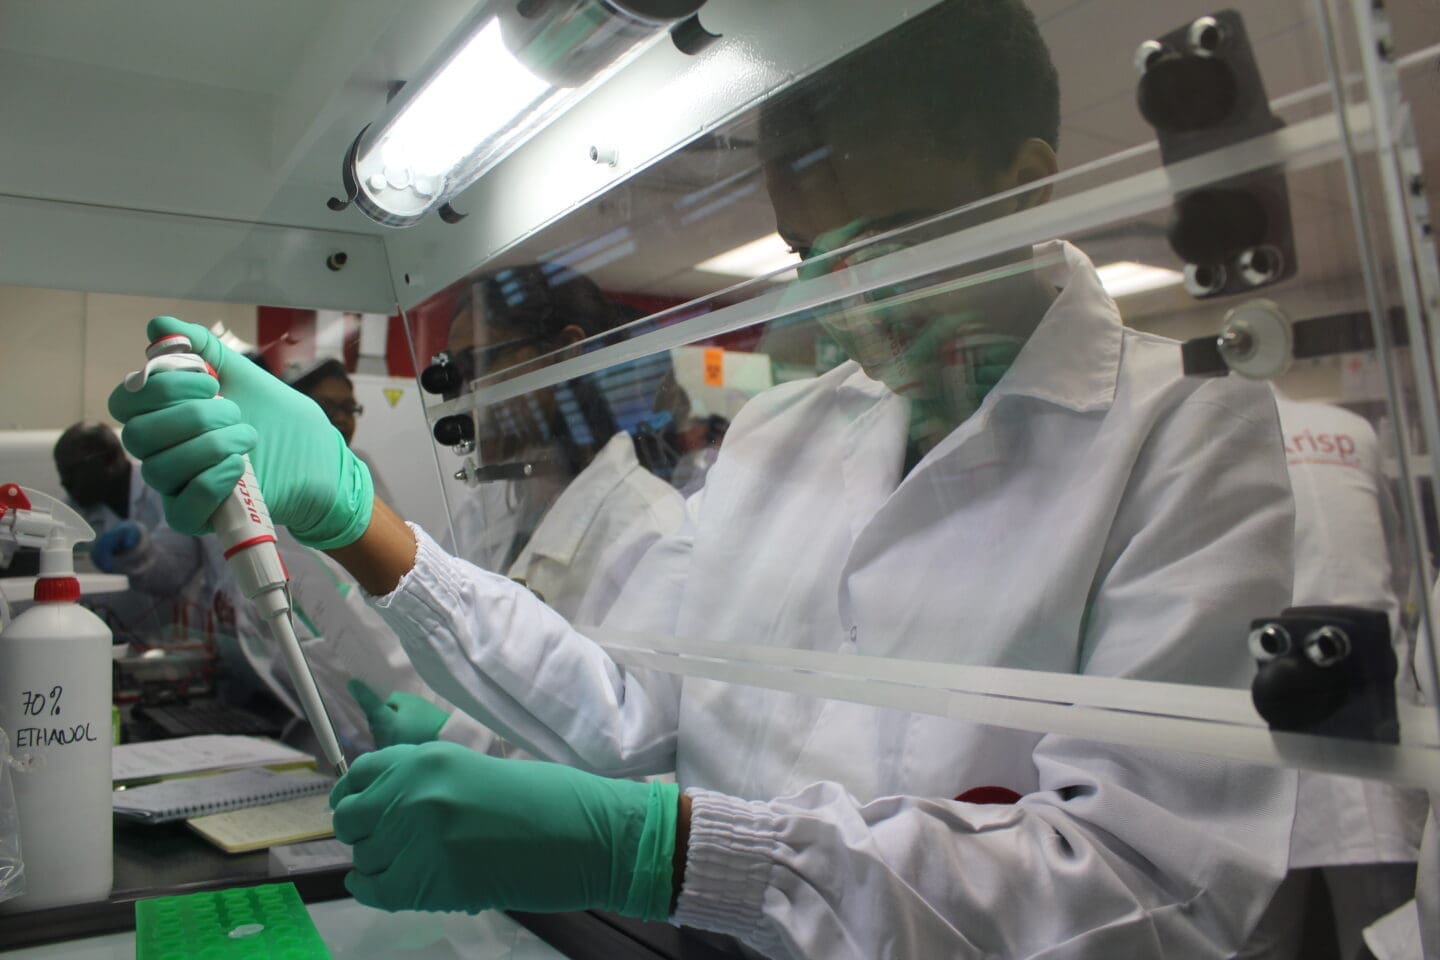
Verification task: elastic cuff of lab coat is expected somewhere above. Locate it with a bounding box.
[672,789,782,954]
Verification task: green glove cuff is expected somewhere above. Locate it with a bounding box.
[289,432,375,550]
[619,780,681,922]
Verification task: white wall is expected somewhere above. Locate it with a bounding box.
[349,374,455,546]
[0,285,257,429]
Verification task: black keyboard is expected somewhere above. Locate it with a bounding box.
[131,701,283,740]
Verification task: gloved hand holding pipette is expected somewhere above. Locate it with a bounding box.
[108,317,373,547]
[109,317,370,776]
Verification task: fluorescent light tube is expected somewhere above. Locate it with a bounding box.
[695,233,799,280]
[1094,261,1185,298]
[377,20,551,180]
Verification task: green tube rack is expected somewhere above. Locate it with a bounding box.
[135,881,331,960]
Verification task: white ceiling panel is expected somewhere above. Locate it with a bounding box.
[0,0,335,95]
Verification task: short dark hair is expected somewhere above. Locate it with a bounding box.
[54,422,124,473]
[759,0,1059,175]
[288,358,350,397]
[450,263,620,344]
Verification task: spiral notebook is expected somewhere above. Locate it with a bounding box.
[113,767,334,824]
[187,793,336,854]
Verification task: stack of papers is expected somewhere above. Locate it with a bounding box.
[112,734,315,785]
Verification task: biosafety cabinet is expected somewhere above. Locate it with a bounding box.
[2,0,1440,956]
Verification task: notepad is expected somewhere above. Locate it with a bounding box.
[187,793,336,854]
[113,768,334,824]
[112,735,316,785]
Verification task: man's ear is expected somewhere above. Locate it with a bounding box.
[1008,138,1059,210]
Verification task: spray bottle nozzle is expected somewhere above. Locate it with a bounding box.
[0,484,94,595]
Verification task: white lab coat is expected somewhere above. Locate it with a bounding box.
[437,431,685,748]
[1274,395,1426,870]
[242,436,685,755]
[1361,573,1440,960]
[371,242,1298,959]
[448,451,569,574]
[504,432,686,624]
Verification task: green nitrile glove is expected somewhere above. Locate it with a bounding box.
[107,316,372,549]
[347,679,451,748]
[330,741,679,919]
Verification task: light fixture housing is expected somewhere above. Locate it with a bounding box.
[338,0,708,227]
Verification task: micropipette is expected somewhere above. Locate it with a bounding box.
[124,335,348,778]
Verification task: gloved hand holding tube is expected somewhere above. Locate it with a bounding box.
[329,741,680,918]
[108,318,372,776]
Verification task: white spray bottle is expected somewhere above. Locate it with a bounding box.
[0,483,113,911]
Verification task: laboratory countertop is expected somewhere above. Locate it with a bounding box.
[2,893,743,960]
[0,700,743,957]
[1,897,568,959]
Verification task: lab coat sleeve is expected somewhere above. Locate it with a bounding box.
[672,378,1298,960]
[369,520,686,776]
[107,521,205,598]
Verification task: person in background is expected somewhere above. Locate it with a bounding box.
[441,264,686,623]
[1250,392,1428,959]
[109,2,1300,955]
[52,422,214,642]
[286,358,394,506]
[353,264,685,750]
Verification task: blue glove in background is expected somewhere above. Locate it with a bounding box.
[106,317,373,549]
[91,520,142,572]
[347,679,451,748]
[330,741,679,919]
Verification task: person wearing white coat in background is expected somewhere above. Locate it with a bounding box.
[108,3,1301,956]
[1362,573,1440,960]
[441,272,688,621]
[52,422,222,643]
[356,264,687,751]
[1362,726,1439,957]
[1251,394,1428,959]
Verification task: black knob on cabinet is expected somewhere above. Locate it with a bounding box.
[1168,189,1268,266]
[432,414,474,446]
[421,361,464,396]
[1137,51,1239,133]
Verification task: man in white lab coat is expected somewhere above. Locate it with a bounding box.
[441,265,686,619]
[109,1,1298,956]
[52,422,220,644]
[1254,394,1427,959]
